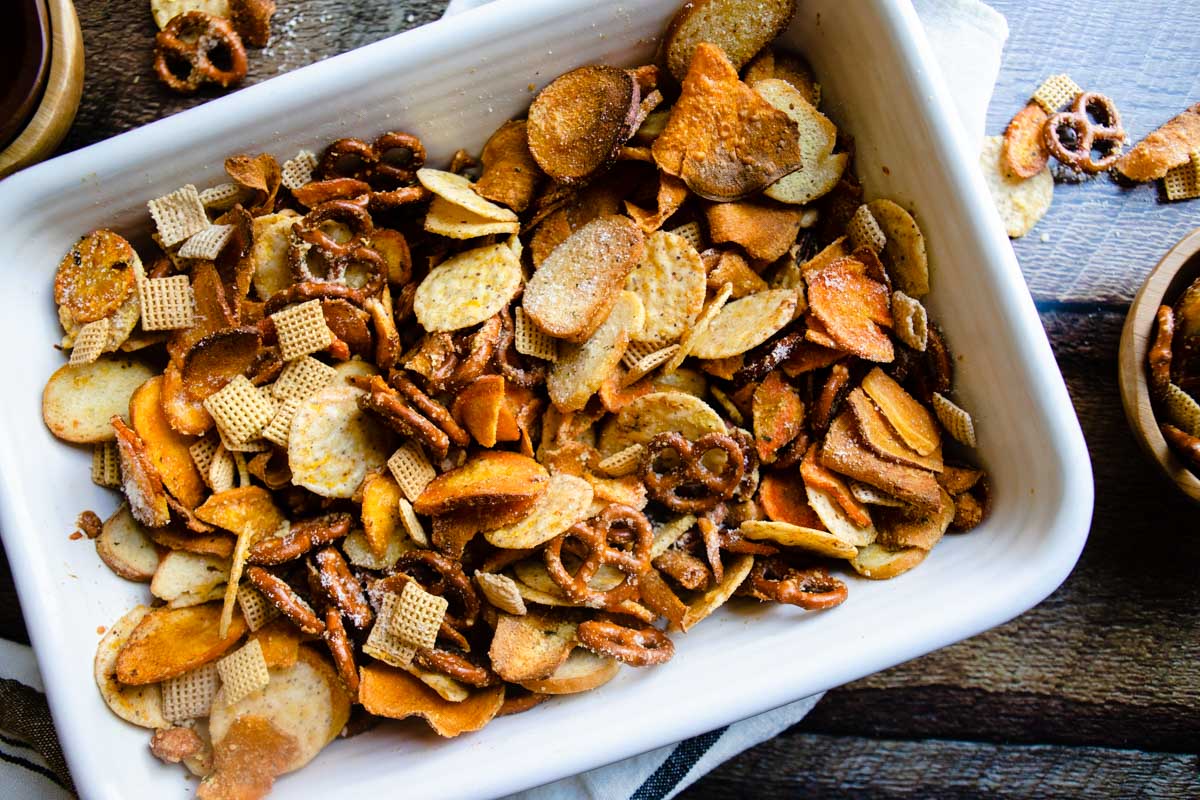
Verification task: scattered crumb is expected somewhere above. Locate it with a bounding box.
[96,626,106,635]
[1040,232,1050,243]
[76,510,103,539]
[69,532,83,541]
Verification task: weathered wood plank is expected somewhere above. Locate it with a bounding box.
[679,734,1200,799]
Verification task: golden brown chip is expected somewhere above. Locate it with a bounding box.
[739,520,857,559]
[706,249,769,298]
[845,387,943,472]
[452,375,513,448]
[518,649,621,695]
[130,376,207,508]
[752,371,804,463]
[195,486,286,539]
[42,358,157,444]
[361,471,405,559]
[756,79,847,205]
[359,664,505,737]
[548,291,645,411]
[1116,101,1200,182]
[850,542,926,580]
[757,470,823,529]
[54,230,140,328]
[597,390,726,456]
[624,231,707,346]
[95,605,168,728]
[874,487,954,551]
[413,451,549,516]
[115,602,247,685]
[289,385,394,499]
[679,552,754,631]
[625,173,689,233]
[113,415,172,528]
[806,259,893,363]
[980,136,1054,239]
[489,612,577,682]
[800,442,872,528]
[1002,101,1051,179]
[483,473,594,550]
[866,199,930,298]
[652,44,803,202]
[413,243,524,333]
[661,0,796,82]
[474,120,542,212]
[181,328,263,403]
[820,412,942,514]
[861,367,940,456]
[705,199,805,262]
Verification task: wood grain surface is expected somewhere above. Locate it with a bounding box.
[4,1,1198,798]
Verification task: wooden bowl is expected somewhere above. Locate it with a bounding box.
[0,0,51,148]
[0,0,84,179]
[1118,226,1200,503]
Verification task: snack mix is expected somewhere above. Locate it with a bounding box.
[47,2,989,796]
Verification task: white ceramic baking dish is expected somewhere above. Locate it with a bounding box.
[0,1,1093,797]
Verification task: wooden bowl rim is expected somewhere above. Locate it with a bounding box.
[1118,225,1200,503]
[0,0,52,148]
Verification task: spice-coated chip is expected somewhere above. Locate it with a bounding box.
[1002,102,1051,179]
[54,229,140,330]
[625,230,707,345]
[548,291,646,411]
[414,451,549,516]
[94,606,168,728]
[484,473,594,550]
[417,168,519,222]
[665,282,733,372]
[846,388,943,472]
[689,288,796,360]
[474,120,541,213]
[756,79,848,206]
[424,196,521,239]
[413,243,523,333]
[597,390,726,456]
[739,520,858,559]
[980,135,1054,239]
[861,368,940,455]
[359,663,504,737]
[289,385,394,498]
[806,259,893,363]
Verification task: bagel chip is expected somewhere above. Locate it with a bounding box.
[96,503,160,582]
[518,649,620,695]
[757,79,848,206]
[489,612,577,682]
[850,542,926,580]
[821,413,942,514]
[846,388,943,472]
[43,358,156,444]
[417,168,519,222]
[116,602,247,685]
[414,451,548,515]
[474,120,541,212]
[95,606,168,728]
[875,488,955,551]
[359,664,505,737]
[861,367,940,455]
[867,199,930,297]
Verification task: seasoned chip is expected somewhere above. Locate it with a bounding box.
[1163,152,1200,202]
[806,260,893,362]
[739,520,858,559]
[597,444,646,478]
[43,358,157,444]
[161,663,220,722]
[414,242,523,332]
[343,526,413,571]
[661,0,796,81]
[116,603,247,685]
[626,173,689,233]
[847,204,886,253]
[95,606,168,728]
[70,318,112,365]
[548,290,645,411]
[360,471,405,558]
[849,481,905,507]
[846,388,943,472]
[680,553,754,631]
[805,484,876,547]
[850,542,926,580]
[756,79,848,205]
[452,375,517,448]
[148,184,209,247]
[1031,73,1083,114]
[280,150,318,191]
[204,375,275,446]
[821,412,943,513]
[389,582,449,651]
[484,473,593,550]
[130,375,207,507]
[112,415,172,527]
[217,639,270,705]
[515,307,559,362]
[250,210,302,300]
[598,390,726,456]
[474,120,541,212]
[525,217,646,343]
[424,196,520,239]
[707,249,769,298]
[980,135,1054,239]
[92,440,121,487]
[178,224,235,260]
[931,392,977,447]
[418,168,519,222]
[875,488,955,551]
[237,585,280,632]
[139,275,196,331]
[653,45,803,202]
[1002,102,1051,179]
[195,487,286,539]
[690,288,796,360]
[387,442,437,502]
[706,199,806,262]
[364,592,417,668]
[271,300,334,361]
[665,282,733,372]
[866,199,929,298]
[397,497,429,548]
[752,370,804,463]
[801,443,873,528]
[1117,103,1200,182]
[489,612,576,682]
[625,230,707,345]
[414,451,548,516]
[289,385,394,498]
[359,664,504,737]
[891,291,928,352]
[1164,383,1200,436]
[709,385,744,424]
[861,368,940,455]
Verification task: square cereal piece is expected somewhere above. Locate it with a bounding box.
[217,639,270,705]
[515,306,558,362]
[597,443,645,477]
[621,340,661,370]
[622,344,680,386]
[91,441,121,488]
[932,392,977,447]
[69,318,112,366]
[271,300,333,361]
[388,443,436,502]
[161,663,221,722]
[847,205,886,253]
[364,592,417,668]
[1163,152,1200,202]
[198,182,246,211]
[177,224,235,260]
[281,150,319,191]
[204,375,275,446]
[139,275,196,331]
[271,356,337,400]
[891,291,928,352]
[1032,74,1083,114]
[237,585,280,631]
[389,581,449,651]
[668,221,704,251]
[208,445,236,492]
[148,184,209,247]
[398,497,430,547]
[189,437,220,478]
[261,396,301,447]
[218,428,270,454]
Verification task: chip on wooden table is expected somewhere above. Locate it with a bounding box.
[204,375,274,447]
[388,443,437,502]
[847,204,886,253]
[1163,152,1200,202]
[271,356,338,400]
[161,662,221,723]
[364,592,417,668]
[891,290,929,352]
[69,318,111,365]
[271,299,334,361]
[515,306,559,362]
[979,136,1054,239]
[92,441,121,487]
[474,572,527,616]
[597,443,645,478]
[932,392,977,447]
[237,585,280,632]
[217,639,270,705]
[261,396,300,448]
[1031,73,1083,114]
[281,150,319,191]
[177,224,234,260]
[390,582,449,651]
[147,184,209,247]
[139,275,196,331]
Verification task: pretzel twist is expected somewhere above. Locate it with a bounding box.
[544,504,653,611]
[576,619,674,666]
[1044,92,1126,173]
[154,12,247,94]
[746,558,848,611]
[414,649,500,687]
[315,132,429,210]
[640,432,746,513]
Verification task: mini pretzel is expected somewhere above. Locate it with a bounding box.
[1149,305,1174,401]
[247,513,352,565]
[1044,92,1126,174]
[641,432,746,513]
[577,619,674,666]
[314,547,373,629]
[245,566,326,634]
[447,315,504,390]
[316,132,429,209]
[288,199,386,296]
[323,608,360,697]
[544,504,653,611]
[154,12,248,94]
[746,558,848,611]
[415,649,500,688]
[388,372,470,447]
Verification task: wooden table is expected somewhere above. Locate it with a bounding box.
[5,1,1197,796]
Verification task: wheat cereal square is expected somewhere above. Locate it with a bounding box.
[364,593,417,668]
[515,306,559,361]
[69,318,112,365]
[91,442,121,487]
[668,221,704,251]
[148,185,209,247]
[161,663,220,722]
[622,344,680,386]
[261,396,301,447]
[932,393,977,447]
[217,639,270,704]
[237,585,280,631]
[177,224,235,260]
[397,497,430,547]
[271,300,333,361]
[204,375,275,446]
[139,275,196,331]
[891,291,929,352]
[1031,74,1083,114]
[388,443,436,501]
[198,182,246,210]
[281,151,319,191]
[390,581,449,650]
[271,356,337,400]
[597,443,646,477]
[189,437,220,477]
[847,205,886,252]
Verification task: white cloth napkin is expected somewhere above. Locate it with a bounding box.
[0,2,1006,798]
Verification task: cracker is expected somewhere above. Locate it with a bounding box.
[271,355,337,400]
[364,593,417,668]
[398,497,430,548]
[667,221,704,251]
[237,585,280,632]
[92,441,121,488]
[177,224,234,260]
[484,473,594,550]
[1164,383,1200,437]
[161,663,221,722]
[414,243,523,332]
[515,306,559,362]
[689,288,796,360]
[665,282,733,372]
[208,445,236,492]
[198,182,246,211]
[216,639,270,705]
[1031,74,1083,114]
[289,385,393,498]
[388,443,437,502]
[204,375,275,446]
[891,291,928,352]
[69,318,112,365]
[390,581,449,651]
[980,135,1054,239]
[596,443,645,477]
[1163,152,1200,202]
[190,437,220,478]
[847,204,886,253]
[474,572,527,616]
[622,344,680,386]
[625,230,707,345]
[261,396,300,447]
[271,300,334,361]
[147,184,209,247]
[424,196,521,239]
[139,275,196,331]
[417,168,518,223]
[932,392,977,447]
[281,150,319,191]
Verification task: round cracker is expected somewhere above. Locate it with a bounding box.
[484,474,593,550]
[151,0,231,29]
[739,520,858,559]
[54,229,140,329]
[979,135,1053,239]
[43,358,157,443]
[597,391,726,456]
[548,291,645,411]
[688,289,796,360]
[288,385,394,498]
[416,169,518,222]
[413,243,523,332]
[94,605,168,729]
[625,231,707,345]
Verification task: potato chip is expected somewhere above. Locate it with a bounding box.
[484,473,593,550]
[474,120,541,212]
[95,606,168,728]
[706,200,806,262]
[359,664,505,737]
[289,385,394,498]
[756,471,823,529]
[861,368,940,455]
[932,392,977,447]
[653,44,803,201]
[739,520,857,559]
[864,199,929,297]
[875,488,954,551]
[801,442,873,528]
[475,572,528,616]
[665,282,734,372]
[96,503,160,583]
[707,249,769,298]
[116,602,247,685]
[690,288,795,360]
[413,243,523,333]
[417,168,519,222]
[250,210,302,300]
[751,370,805,463]
[489,612,577,682]
[1031,73,1083,114]
[980,135,1054,239]
[161,663,221,723]
[821,412,943,513]
[387,442,437,502]
[148,184,209,247]
[217,639,271,705]
[548,291,645,411]
[850,542,926,580]
[271,300,334,361]
[626,172,689,234]
[805,484,876,547]
[624,230,706,345]
[679,552,753,631]
[846,388,943,472]
[424,196,521,239]
[756,79,848,205]
[806,260,893,362]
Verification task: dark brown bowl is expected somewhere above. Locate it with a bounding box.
[0,0,51,149]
